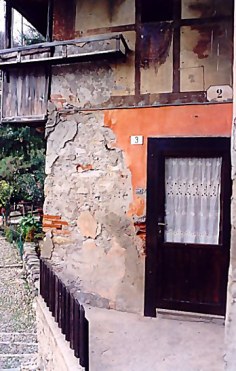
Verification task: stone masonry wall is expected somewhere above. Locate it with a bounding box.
[37,296,83,371]
[224,8,236,370]
[225,120,236,370]
[43,99,144,313]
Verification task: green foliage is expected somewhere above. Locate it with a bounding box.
[19,214,41,241]
[4,226,23,256]
[22,24,45,45]
[0,180,13,208]
[13,173,43,203]
[4,226,15,243]
[0,125,45,205]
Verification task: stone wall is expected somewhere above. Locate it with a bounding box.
[37,296,84,371]
[42,101,144,313]
[23,242,40,295]
[225,132,236,368]
[224,7,236,369]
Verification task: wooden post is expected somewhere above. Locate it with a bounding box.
[79,305,89,370]
[65,287,71,341]
[73,299,80,358]
[5,0,12,49]
[46,0,53,42]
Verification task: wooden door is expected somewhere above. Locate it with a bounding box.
[1,65,49,124]
[144,138,231,317]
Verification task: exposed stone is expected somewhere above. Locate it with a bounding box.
[77,211,100,239]
[41,231,54,259]
[225,117,236,369]
[37,297,83,370]
[44,106,143,314]
[51,63,114,108]
[22,241,40,295]
[53,236,74,245]
[46,119,78,174]
[76,163,93,172]
[82,239,97,250]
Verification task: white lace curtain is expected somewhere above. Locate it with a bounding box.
[164,157,222,245]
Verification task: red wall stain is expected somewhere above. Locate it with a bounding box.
[104,103,232,216]
[128,195,145,217]
[53,0,76,40]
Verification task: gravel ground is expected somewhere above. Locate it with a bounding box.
[0,237,38,370]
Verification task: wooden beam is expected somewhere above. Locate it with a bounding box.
[0,35,129,68]
[1,115,47,123]
[46,0,54,42]
[5,0,12,49]
[0,33,130,55]
[172,0,181,93]
[0,49,126,68]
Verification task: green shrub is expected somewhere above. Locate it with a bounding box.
[19,214,41,242]
[4,226,14,243]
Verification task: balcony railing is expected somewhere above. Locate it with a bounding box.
[40,258,89,371]
[0,33,129,124]
[0,34,129,67]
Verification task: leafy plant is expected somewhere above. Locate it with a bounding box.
[0,125,45,206]
[0,180,13,212]
[19,214,41,242]
[4,226,14,243]
[4,226,23,256]
[22,24,45,45]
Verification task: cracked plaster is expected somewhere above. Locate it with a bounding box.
[225,116,236,370]
[44,104,144,313]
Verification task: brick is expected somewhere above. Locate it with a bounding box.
[43,215,61,220]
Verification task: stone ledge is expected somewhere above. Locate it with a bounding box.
[23,243,40,295]
[36,296,84,371]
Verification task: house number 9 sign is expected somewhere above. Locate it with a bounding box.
[207,85,232,102]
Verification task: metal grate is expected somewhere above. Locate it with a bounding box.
[40,258,89,370]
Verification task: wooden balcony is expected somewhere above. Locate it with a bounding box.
[0,34,129,124]
[0,34,129,68]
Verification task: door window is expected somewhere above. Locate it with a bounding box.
[164,157,222,244]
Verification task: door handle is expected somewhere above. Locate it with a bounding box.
[157,222,166,226]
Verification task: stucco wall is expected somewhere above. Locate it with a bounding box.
[224,4,236,369]
[44,0,234,314]
[52,1,233,102]
[43,102,144,313]
[75,0,135,35]
[43,61,232,313]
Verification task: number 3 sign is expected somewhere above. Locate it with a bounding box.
[130,136,144,145]
[207,85,232,102]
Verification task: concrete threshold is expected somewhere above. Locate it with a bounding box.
[86,306,225,371]
[156,308,225,325]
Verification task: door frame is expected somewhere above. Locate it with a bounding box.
[144,137,231,317]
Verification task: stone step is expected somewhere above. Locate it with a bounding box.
[0,343,37,355]
[0,353,38,370]
[0,334,37,344]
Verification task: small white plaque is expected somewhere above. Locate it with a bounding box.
[207,85,232,102]
[130,135,144,145]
